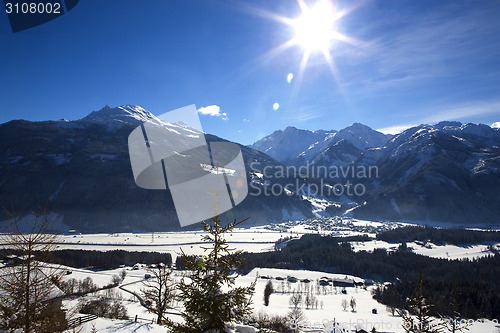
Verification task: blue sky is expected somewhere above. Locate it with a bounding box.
[1,0,500,145]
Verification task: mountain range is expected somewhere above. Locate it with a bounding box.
[1,105,499,232]
[253,121,500,226]
[0,105,312,232]
[251,123,390,167]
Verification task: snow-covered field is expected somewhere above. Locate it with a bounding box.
[351,240,500,260]
[4,218,499,332]
[57,227,282,261]
[55,217,499,261]
[62,266,500,333]
[55,217,401,260]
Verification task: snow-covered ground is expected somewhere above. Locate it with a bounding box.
[66,317,168,333]
[54,217,499,261]
[408,241,500,259]
[62,266,499,333]
[57,227,282,261]
[4,218,498,332]
[351,240,500,260]
[55,218,401,255]
[243,268,499,333]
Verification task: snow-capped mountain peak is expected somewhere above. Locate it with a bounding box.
[80,105,204,137]
[252,123,391,166]
[82,105,164,126]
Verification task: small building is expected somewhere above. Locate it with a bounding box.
[319,279,330,286]
[333,278,355,287]
[364,279,375,286]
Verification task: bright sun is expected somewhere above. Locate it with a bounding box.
[292,0,337,53]
[248,0,360,88]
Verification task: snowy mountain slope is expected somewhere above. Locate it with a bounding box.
[251,123,391,167]
[249,120,500,225]
[82,105,165,126]
[81,105,203,138]
[3,103,500,228]
[251,126,338,165]
[309,139,364,167]
[334,122,390,151]
[0,105,314,232]
[352,122,500,225]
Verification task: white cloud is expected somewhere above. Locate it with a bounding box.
[422,100,500,124]
[198,105,228,120]
[341,3,500,91]
[243,118,250,123]
[378,100,500,135]
[377,124,416,135]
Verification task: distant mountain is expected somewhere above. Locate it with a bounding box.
[352,121,500,225]
[3,106,500,229]
[251,126,337,165]
[82,105,166,126]
[252,123,391,166]
[252,121,500,226]
[0,105,313,232]
[310,139,364,168]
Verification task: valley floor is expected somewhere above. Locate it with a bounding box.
[56,217,500,261]
[3,218,499,332]
[62,266,499,333]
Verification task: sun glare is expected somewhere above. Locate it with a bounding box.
[242,0,362,92]
[292,1,337,53]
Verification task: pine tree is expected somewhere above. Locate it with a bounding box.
[438,273,470,333]
[264,280,274,306]
[350,297,357,312]
[170,170,255,332]
[397,266,441,333]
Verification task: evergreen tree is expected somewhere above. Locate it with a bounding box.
[350,297,357,312]
[264,280,274,306]
[397,267,441,333]
[439,273,470,333]
[170,173,255,332]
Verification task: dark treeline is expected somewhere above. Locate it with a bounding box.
[239,234,500,285]
[274,234,371,247]
[377,225,500,245]
[51,249,172,269]
[0,249,172,270]
[238,234,500,319]
[373,279,500,320]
